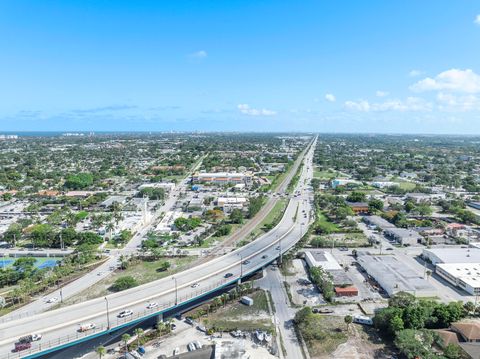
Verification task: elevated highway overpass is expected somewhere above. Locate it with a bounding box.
[0,136,317,359]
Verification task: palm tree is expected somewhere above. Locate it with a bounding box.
[95,346,106,359]
[105,222,114,240]
[344,315,353,331]
[221,293,229,308]
[134,328,144,347]
[121,333,131,353]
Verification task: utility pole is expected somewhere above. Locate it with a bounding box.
[104,297,110,330]
[173,277,178,306]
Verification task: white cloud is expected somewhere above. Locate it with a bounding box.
[325,93,336,102]
[345,97,432,112]
[475,14,480,25]
[410,69,480,93]
[409,70,424,77]
[344,100,371,112]
[376,90,389,97]
[189,50,208,59]
[437,93,480,111]
[237,104,276,116]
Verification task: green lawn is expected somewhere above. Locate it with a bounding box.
[249,198,288,238]
[313,168,338,180]
[60,256,197,305]
[397,181,416,190]
[200,290,273,332]
[296,313,348,357]
[316,212,341,232]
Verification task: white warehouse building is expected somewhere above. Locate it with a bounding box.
[422,248,480,265]
[436,263,480,296]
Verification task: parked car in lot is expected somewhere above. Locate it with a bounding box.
[187,342,196,351]
[78,323,96,332]
[312,308,334,314]
[173,347,180,355]
[193,340,202,349]
[197,325,206,333]
[185,317,195,325]
[117,309,133,318]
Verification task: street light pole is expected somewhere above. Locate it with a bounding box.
[239,254,243,278]
[173,277,178,306]
[104,297,110,330]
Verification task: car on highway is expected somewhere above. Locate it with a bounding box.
[190,282,200,288]
[18,334,42,343]
[146,302,158,309]
[275,246,280,250]
[261,254,268,259]
[78,323,96,332]
[386,247,394,251]
[224,272,233,278]
[46,297,58,303]
[242,260,250,265]
[13,342,31,352]
[117,309,133,318]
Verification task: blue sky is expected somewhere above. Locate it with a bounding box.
[0,0,479,133]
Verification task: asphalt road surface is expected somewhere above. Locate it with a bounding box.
[0,138,316,358]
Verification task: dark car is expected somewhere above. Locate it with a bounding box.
[13,342,31,352]
[224,272,233,278]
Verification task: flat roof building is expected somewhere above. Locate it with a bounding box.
[192,172,252,186]
[304,250,342,271]
[436,263,480,295]
[384,228,423,246]
[422,248,480,265]
[357,253,437,297]
[363,215,396,230]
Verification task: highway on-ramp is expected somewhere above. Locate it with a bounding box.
[0,137,317,359]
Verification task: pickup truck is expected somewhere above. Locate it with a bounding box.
[18,334,42,343]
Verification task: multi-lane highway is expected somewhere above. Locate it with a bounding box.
[0,137,316,359]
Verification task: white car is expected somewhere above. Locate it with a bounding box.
[190,283,200,288]
[117,309,133,318]
[78,323,96,332]
[146,302,158,309]
[193,340,203,349]
[173,347,180,355]
[46,297,58,303]
[187,342,196,352]
[31,334,42,342]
